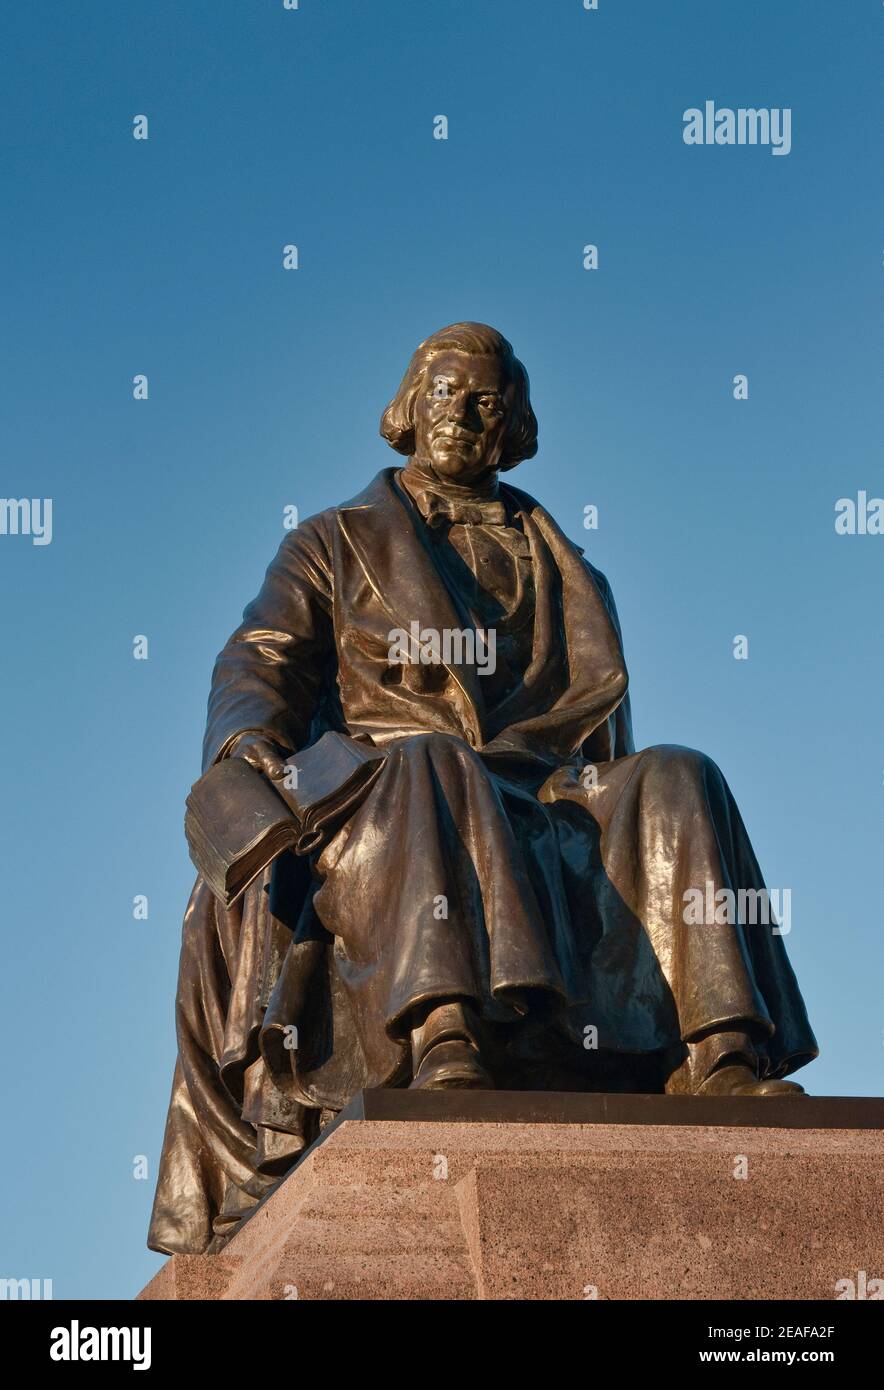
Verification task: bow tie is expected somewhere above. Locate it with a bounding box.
[420,493,509,528]
[416,489,532,558]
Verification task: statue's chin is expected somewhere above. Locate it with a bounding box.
[427,450,490,483]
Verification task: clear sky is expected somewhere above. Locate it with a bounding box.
[1,1,881,1299]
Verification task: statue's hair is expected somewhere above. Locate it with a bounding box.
[379,322,538,470]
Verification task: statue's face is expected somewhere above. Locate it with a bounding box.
[412,350,513,481]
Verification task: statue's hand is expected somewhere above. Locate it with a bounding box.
[227,732,290,782]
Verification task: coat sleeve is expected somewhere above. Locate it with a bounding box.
[202,515,335,771]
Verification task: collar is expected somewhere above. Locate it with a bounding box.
[399,460,509,528]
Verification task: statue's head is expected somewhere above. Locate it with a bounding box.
[380,322,538,483]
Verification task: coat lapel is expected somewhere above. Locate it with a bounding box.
[337,469,486,739]
[336,468,628,759]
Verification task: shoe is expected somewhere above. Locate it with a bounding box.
[410,1038,493,1089]
[409,1001,493,1089]
[696,1063,806,1098]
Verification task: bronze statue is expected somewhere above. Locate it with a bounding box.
[149,322,817,1255]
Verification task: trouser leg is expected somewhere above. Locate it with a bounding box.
[313,732,565,1085]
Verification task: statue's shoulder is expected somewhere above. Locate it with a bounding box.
[335,468,398,513]
[280,471,394,550]
[500,478,542,516]
[503,478,598,567]
[501,477,617,605]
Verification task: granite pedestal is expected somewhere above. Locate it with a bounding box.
[138,1091,884,1301]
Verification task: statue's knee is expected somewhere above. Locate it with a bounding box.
[642,743,721,786]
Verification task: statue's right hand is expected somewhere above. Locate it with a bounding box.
[227,732,290,782]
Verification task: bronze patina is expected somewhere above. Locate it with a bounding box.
[149,322,817,1255]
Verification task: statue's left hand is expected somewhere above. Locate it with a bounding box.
[227,732,291,782]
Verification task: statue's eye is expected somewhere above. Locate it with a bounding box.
[479,396,501,413]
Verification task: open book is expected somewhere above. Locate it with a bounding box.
[185,731,386,907]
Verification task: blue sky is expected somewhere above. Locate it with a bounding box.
[1,1,881,1298]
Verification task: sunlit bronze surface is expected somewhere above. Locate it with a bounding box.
[149,323,817,1255]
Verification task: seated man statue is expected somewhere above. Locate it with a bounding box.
[149,322,817,1255]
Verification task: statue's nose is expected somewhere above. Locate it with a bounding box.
[445,391,472,422]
